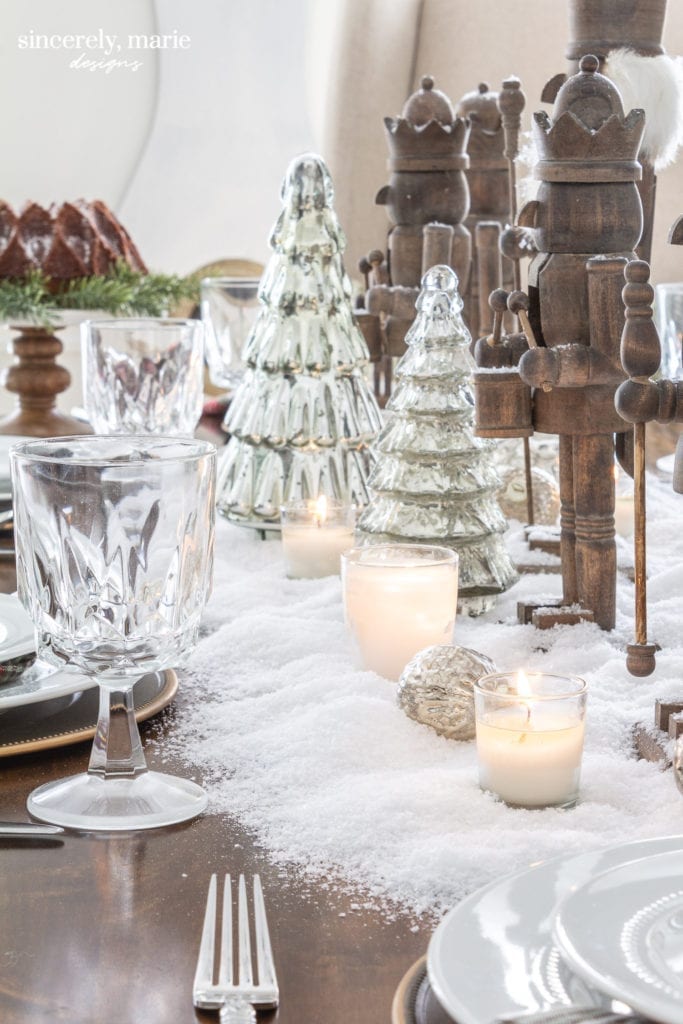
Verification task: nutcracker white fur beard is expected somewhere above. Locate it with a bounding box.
[605,48,683,168]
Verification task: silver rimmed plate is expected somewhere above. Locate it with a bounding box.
[427,836,683,1023]
[0,593,35,665]
[555,850,683,1024]
[0,661,94,712]
[0,668,177,756]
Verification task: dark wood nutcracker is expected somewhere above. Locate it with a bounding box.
[475,56,645,632]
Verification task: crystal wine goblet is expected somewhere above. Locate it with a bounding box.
[11,435,216,831]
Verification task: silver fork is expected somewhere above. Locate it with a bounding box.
[193,873,279,1024]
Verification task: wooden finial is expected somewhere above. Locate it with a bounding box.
[367,249,390,287]
[498,76,526,237]
[498,77,525,163]
[487,288,509,346]
[507,290,538,348]
[620,259,661,379]
[358,256,371,291]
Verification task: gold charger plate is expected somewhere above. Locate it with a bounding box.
[392,957,454,1024]
[0,669,177,757]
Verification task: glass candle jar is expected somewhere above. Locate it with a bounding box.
[474,671,587,809]
[341,544,459,681]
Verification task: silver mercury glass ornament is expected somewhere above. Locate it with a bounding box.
[397,644,496,740]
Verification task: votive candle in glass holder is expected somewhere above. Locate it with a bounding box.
[474,671,587,809]
[341,544,459,681]
[281,497,355,579]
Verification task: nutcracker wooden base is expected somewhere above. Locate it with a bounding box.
[517,598,595,629]
[634,698,683,765]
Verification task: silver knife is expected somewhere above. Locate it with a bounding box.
[0,821,64,837]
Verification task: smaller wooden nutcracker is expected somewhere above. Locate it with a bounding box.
[456,82,510,339]
[356,75,471,376]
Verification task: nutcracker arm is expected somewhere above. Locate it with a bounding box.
[615,376,683,423]
[366,284,419,319]
[519,344,619,390]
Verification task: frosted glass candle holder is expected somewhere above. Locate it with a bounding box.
[341,544,459,681]
[281,498,355,579]
[474,671,587,809]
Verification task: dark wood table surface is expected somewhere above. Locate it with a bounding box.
[0,560,429,1024]
[12,411,675,1023]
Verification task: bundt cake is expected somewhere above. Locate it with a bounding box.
[0,200,147,281]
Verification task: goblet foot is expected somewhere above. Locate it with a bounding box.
[27,770,208,831]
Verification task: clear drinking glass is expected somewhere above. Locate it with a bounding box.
[341,544,459,681]
[11,435,216,831]
[655,283,683,379]
[200,277,260,393]
[81,318,204,435]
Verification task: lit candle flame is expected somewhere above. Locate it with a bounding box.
[516,670,533,698]
[313,494,327,527]
[516,670,533,729]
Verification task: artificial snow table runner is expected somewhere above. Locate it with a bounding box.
[165,473,683,917]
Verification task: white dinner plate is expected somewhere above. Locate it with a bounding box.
[0,592,35,663]
[555,850,683,1024]
[0,659,96,712]
[427,836,683,1024]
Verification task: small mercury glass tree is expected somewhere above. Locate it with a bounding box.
[216,153,382,527]
[358,265,517,614]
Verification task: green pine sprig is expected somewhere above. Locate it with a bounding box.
[0,263,200,327]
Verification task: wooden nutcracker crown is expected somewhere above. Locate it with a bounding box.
[542,0,669,263]
[474,55,645,632]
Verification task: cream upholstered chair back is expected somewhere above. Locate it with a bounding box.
[312,0,683,288]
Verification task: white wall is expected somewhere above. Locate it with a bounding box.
[118,0,316,274]
[0,0,157,209]
[1,0,315,276]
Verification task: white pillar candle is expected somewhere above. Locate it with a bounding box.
[614,493,635,538]
[281,497,355,579]
[342,544,459,681]
[475,671,587,809]
[613,463,635,538]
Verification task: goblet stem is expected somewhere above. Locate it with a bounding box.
[88,681,148,779]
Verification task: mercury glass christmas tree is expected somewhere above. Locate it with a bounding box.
[216,153,382,527]
[358,265,517,614]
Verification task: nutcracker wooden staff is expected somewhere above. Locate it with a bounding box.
[499,76,536,526]
[614,262,658,676]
